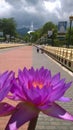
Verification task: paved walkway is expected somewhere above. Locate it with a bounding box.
[0,46,32,74]
[0,45,73,130]
[33,46,73,130]
[0,46,32,130]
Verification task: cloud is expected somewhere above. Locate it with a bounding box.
[0,0,73,28]
[0,0,13,17]
[61,0,73,12]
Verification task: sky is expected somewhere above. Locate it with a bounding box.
[0,0,73,29]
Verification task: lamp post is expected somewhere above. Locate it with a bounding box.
[68,16,73,48]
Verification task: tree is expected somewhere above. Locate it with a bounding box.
[37,22,57,45]
[30,32,39,42]
[66,27,73,46]
[23,33,30,42]
[23,21,58,45]
[0,18,17,41]
[41,22,57,35]
[0,19,3,31]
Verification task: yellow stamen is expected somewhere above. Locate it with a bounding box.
[32,81,43,89]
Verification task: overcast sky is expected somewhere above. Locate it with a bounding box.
[0,0,73,29]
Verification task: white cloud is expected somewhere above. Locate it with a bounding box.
[0,0,13,17]
[24,6,37,14]
[0,0,73,28]
[44,0,61,12]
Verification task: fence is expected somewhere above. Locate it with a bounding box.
[40,45,73,72]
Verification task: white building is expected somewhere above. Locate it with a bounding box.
[27,22,34,34]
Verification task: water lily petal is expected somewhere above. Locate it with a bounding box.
[64,82,72,91]
[0,71,14,101]
[9,122,17,130]
[58,96,72,102]
[52,78,65,89]
[39,67,51,81]
[29,67,35,75]
[18,69,28,85]
[5,102,39,130]
[51,73,60,85]
[48,84,65,102]
[38,102,51,110]
[0,102,15,116]
[10,77,27,101]
[0,71,9,87]
[43,103,73,121]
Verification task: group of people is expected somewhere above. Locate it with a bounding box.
[37,46,43,53]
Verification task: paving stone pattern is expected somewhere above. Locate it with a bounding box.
[0,46,73,130]
[0,46,32,130]
[33,46,73,130]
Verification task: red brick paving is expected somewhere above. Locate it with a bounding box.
[0,46,32,74]
[0,46,32,130]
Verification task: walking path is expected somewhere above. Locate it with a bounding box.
[0,46,32,130]
[33,46,73,130]
[0,45,73,130]
[0,46,32,74]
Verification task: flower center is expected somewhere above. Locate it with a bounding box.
[32,81,43,89]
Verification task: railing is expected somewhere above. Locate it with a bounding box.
[40,45,73,72]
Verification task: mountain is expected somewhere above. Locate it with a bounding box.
[16,27,29,35]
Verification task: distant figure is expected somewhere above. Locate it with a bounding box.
[37,47,39,53]
[41,49,43,54]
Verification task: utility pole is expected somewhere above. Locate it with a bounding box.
[68,16,73,48]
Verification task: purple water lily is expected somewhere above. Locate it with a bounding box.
[0,71,15,117]
[5,67,73,129]
[9,122,17,130]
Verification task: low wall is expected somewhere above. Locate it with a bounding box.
[0,43,24,49]
[40,45,73,72]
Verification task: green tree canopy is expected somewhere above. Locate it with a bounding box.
[66,27,73,46]
[23,21,57,45]
[41,21,57,35]
[0,18,17,41]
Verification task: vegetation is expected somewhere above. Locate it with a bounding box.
[66,27,73,46]
[0,18,17,41]
[23,21,58,46]
[0,17,73,47]
[23,21,73,47]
